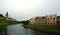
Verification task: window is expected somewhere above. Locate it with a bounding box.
[51,23,52,24]
[48,23,49,24]
[54,23,55,25]
[53,18,55,19]
[48,18,49,22]
[48,18,49,19]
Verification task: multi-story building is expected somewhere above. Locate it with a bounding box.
[57,16,60,26]
[40,16,46,25]
[46,14,57,26]
[29,14,58,26]
[34,17,40,24]
[34,16,46,25]
[29,17,35,24]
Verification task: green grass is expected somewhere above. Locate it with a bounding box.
[23,24,60,33]
[0,19,18,35]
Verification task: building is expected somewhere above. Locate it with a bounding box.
[5,12,9,19]
[29,17,35,24]
[46,14,57,26]
[29,14,58,26]
[5,12,8,18]
[5,12,16,21]
[29,16,46,25]
[40,16,46,25]
[34,17,40,24]
[57,16,60,26]
[34,16,46,25]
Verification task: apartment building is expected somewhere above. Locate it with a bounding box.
[46,14,57,26]
[41,16,46,25]
[29,17,35,24]
[57,16,60,26]
[34,17,40,24]
[34,16,46,25]
[29,14,58,26]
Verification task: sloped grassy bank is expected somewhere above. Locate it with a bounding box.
[0,19,19,35]
[23,24,60,33]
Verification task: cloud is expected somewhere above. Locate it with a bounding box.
[0,0,60,21]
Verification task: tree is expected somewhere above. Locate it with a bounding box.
[0,14,4,17]
[22,20,29,25]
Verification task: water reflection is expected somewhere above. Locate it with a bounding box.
[7,24,60,35]
[7,24,35,35]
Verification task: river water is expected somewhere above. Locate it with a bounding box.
[7,24,60,35]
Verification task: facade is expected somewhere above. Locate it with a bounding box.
[29,17,35,24]
[34,16,46,25]
[34,17,40,24]
[40,17,46,25]
[46,14,57,26]
[29,14,58,26]
[57,16,60,26]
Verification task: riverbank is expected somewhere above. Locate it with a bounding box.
[23,24,60,33]
[0,19,19,35]
[0,26,8,35]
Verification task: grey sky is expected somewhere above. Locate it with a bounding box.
[0,0,60,21]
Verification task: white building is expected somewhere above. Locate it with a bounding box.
[29,17,35,24]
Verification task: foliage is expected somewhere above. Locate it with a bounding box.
[0,14,4,17]
[21,20,29,25]
[23,24,60,33]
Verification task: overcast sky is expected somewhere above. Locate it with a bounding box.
[0,0,60,21]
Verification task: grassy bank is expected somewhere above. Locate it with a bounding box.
[0,19,19,35]
[23,24,60,33]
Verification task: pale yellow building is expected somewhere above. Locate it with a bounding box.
[34,17,40,24]
[46,14,57,26]
[34,16,46,25]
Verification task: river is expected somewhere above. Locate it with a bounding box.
[7,24,60,35]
